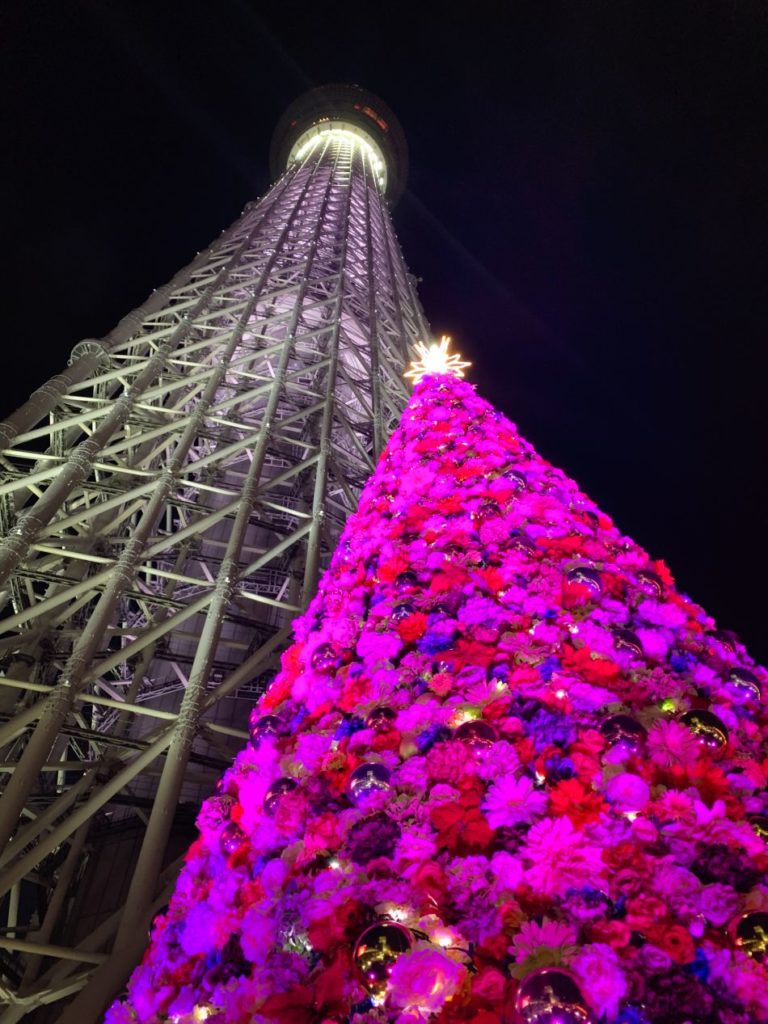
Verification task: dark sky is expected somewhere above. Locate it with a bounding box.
[2,2,767,661]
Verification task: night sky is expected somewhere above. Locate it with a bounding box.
[2,2,767,661]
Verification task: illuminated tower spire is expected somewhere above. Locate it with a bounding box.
[0,85,427,1018]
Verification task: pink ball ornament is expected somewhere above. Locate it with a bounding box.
[311,642,339,674]
[391,602,415,623]
[365,706,397,733]
[347,762,392,804]
[612,629,643,657]
[723,667,761,703]
[566,566,602,593]
[248,712,282,747]
[263,776,298,815]
[454,719,498,749]
[600,714,647,758]
[394,570,419,594]
[218,821,248,857]
[513,967,593,1024]
[636,569,663,597]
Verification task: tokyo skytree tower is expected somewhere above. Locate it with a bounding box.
[0,85,426,1018]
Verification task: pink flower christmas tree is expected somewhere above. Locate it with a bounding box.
[109,351,768,1024]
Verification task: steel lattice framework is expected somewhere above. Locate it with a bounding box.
[0,87,427,1020]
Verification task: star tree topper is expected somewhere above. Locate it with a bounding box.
[404,335,471,385]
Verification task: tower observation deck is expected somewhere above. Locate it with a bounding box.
[0,85,427,1020]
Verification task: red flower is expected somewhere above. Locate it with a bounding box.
[431,800,494,854]
[378,557,411,582]
[548,778,606,827]
[625,894,669,932]
[397,610,428,643]
[589,919,632,948]
[411,860,449,904]
[562,645,620,686]
[258,989,313,1024]
[307,899,364,955]
[657,924,696,965]
[312,948,352,1013]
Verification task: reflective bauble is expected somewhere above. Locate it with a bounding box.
[612,628,643,657]
[511,533,538,555]
[353,922,412,998]
[219,821,248,857]
[636,569,663,597]
[566,566,602,593]
[474,498,501,523]
[514,967,592,1024]
[736,911,768,962]
[709,628,739,653]
[748,814,768,841]
[679,709,728,750]
[366,705,397,733]
[724,667,761,703]
[248,712,282,747]
[505,469,527,490]
[391,602,415,623]
[600,714,647,756]
[263,776,298,815]
[347,762,392,804]
[394,570,419,593]
[455,719,499,748]
[311,643,339,674]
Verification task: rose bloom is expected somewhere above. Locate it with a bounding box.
[389,948,466,1013]
[571,942,628,1021]
[657,924,696,965]
[471,967,507,1005]
[625,894,669,932]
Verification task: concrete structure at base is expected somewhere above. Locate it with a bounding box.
[0,85,427,1021]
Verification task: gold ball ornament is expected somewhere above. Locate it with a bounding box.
[679,709,728,750]
[736,912,768,962]
[748,814,768,841]
[723,667,761,703]
[514,967,593,1024]
[353,921,412,998]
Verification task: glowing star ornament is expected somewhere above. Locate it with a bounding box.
[404,335,471,384]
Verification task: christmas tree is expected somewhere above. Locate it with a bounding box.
[108,345,768,1024]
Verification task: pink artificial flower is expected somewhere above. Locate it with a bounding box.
[510,917,578,960]
[636,627,670,661]
[647,719,702,767]
[489,850,524,894]
[482,774,548,829]
[699,883,741,926]
[239,907,277,965]
[605,772,650,814]
[522,817,606,897]
[571,942,628,1020]
[388,948,466,1013]
[637,598,687,629]
[356,629,402,663]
